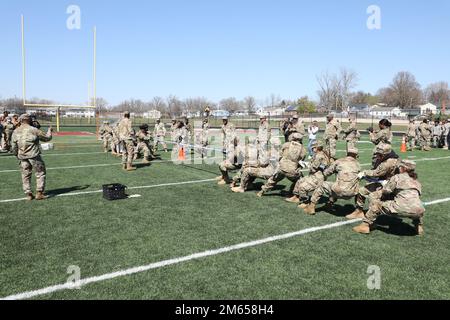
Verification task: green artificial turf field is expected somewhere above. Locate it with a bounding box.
[0,129,449,300]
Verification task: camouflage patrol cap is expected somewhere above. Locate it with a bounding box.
[375,144,392,155]
[290,133,303,141]
[399,160,416,171]
[222,117,229,121]
[18,114,31,122]
[311,140,324,148]
[292,115,299,120]
[347,147,359,155]
[103,121,109,124]
[124,111,131,116]
[327,114,334,118]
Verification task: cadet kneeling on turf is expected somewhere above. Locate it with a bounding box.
[303,148,361,216]
[11,114,53,201]
[347,144,400,220]
[285,140,331,209]
[353,160,425,236]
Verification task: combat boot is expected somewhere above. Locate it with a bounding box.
[26,193,34,201]
[346,208,365,220]
[217,179,228,186]
[285,196,300,204]
[231,187,245,193]
[353,223,372,234]
[126,164,136,171]
[416,224,424,236]
[215,176,224,181]
[122,163,127,170]
[298,202,308,209]
[303,203,316,215]
[35,192,48,201]
[142,159,151,165]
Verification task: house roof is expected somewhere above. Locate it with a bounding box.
[371,107,396,112]
[285,105,297,112]
[350,104,370,109]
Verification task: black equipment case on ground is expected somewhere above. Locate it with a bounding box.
[102,184,128,201]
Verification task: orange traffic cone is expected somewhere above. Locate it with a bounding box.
[401,136,407,153]
[178,147,186,161]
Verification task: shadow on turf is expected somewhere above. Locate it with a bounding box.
[47,185,91,198]
[374,216,419,237]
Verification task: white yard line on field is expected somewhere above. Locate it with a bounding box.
[0,179,217,203]
[2,196,449,300]
[0,157,224,174]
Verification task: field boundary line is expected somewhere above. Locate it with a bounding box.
[0,179,217,203]
[2,195,450,300]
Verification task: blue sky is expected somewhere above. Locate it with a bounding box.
[1,0,449,106]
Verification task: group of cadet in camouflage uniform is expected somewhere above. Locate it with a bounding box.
[406,118,450,151]
[217,114,429,236]
[5,108,449,236]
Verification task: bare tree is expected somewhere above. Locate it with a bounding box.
[220,97,240,114]
[243,96,257,113]
[384,72,423,108]
[424,82,450,107]
[316,71,336,110]
[166,95,183,118]
[338,68,358,110]
[269,94,281,108]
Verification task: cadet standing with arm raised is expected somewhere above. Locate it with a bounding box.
[11,114,53,200]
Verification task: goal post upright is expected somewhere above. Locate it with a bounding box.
[21,15,26,106]
[20,15,97,133]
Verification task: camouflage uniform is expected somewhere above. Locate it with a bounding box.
[258,120,271,162]
[99,123,113,152]
[11,122,52,195]
[235,139,277,191]
[195,121,209,158]
[342,120,360,151]
[355,146,400,210]
[324,118,340,159]
[3,119,15,151]
[260,135,307,195]
[445,122,450,149]
[287,118,305,140]
[185,121,194,153]
[135,130,153,161]
[219,139,244,183]
[363,172,425,227]
[418,122,432,151]
[293,149,330,202]
[432,123,444,148]
[222,121,236,151]
[118,116,135,167]
[110,125,121,155]
[154,122,168,151]
[172,126,189,161]
[406,122,417,150]
[310,155,361,205]
[370,127,392,165]
[170,121,178,143]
